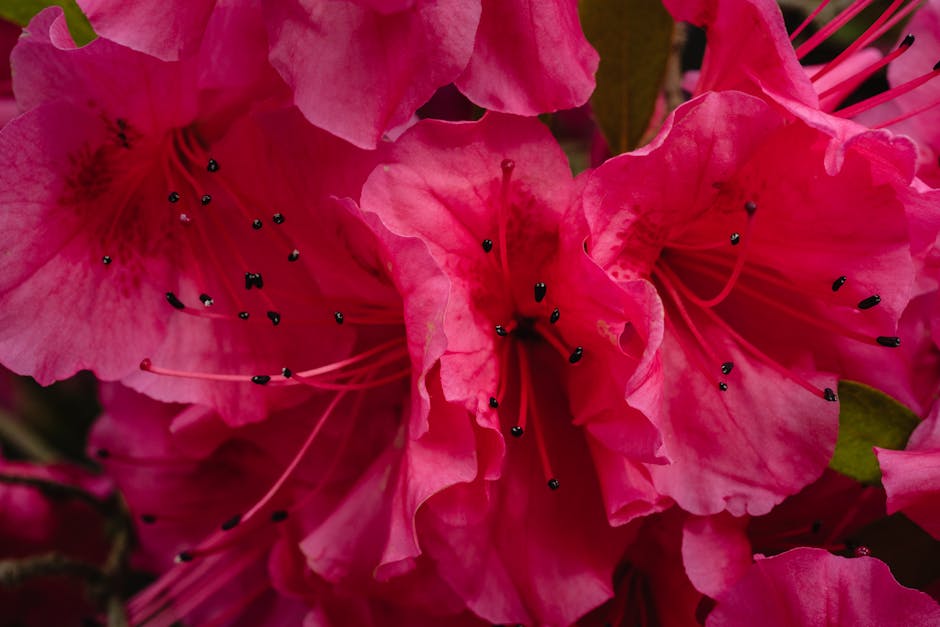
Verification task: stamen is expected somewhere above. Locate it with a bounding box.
[721,361,734,375]
[495,324,508,336]
[534,282,547,303]
[730,233,741,246]
[220,514,242,531]
[789,0,833,41]
[140,514,157,524]
[166,292,185,310]
[244,273,264,290]
[281,368,292,378]
[252,219,263,230]
[568,346,584,364]
[858,295,881,310]
[795,0,878,59]
[824,387,838,401]
[251,375,271,385]
[489,396,499,408]
[547,478,560,490]
[272,213,285,225]
[206,158,219,173]
[334,312,344,324]
[175,551,194,564]
[550,308,560,324]
[482,239,493,252]
[270,510,288,522]
[238,312,250,320]
[199,294,214,307]
[288,249,300,262]
[876,336,901,347]
[102,255,112,265]
[266,311,281,326]
[168,191,180,203]
[832,276,847,291]
[516,344,559,490]
[200,194,212,206]
[510,426,523,437]
[817,33,914,107]
[718,382,728,391]
[809,0,906,82]
[836,62,940,119]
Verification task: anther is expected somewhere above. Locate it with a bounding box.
[272,213,285,225]
[811,520,822,534]
[334,312,344,325]
[547,478,560,490]
[281,367,292,378]
[168,191,180,203]
[568,346,583,364]
[510,426,524,437]
[824,388,837,402]
[165,292,185,310]
[832,276,847,291]
[482,239,493,252]
[175,551,194,563]
[744,200,758,215]
[288,249,300,262]
[854,546,872,557]
[251,375,271,385]
[207,158,219,173]
[270,510,288,523]
[140,514,157,524]
[252,219,263,230]
[139,359,152,371]
[730,233,741,246]
[95,448,110,459]
[719,382,728,391]
[721,361,734,375]
[858,295,881,310]
[238,311,250,320]
[534,282,547,303]
[495,325,508,337]
[901,33,915,48]
[245,272,264,290]
[200,194,212,206]
[267,311,281,326]
[220,514,242,531]
[876,336,901,347]
[199,293,214,307]
[489,397,499,408]
[501,159,515,173]
[102,255,112,265]
[550,308,560,324]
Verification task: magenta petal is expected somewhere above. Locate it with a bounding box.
[682,513,752,598]
[76,0,217,61]
[456,0,598,114]
[876,403,940,540]
[707,548,940,626]
[265,0,480,149]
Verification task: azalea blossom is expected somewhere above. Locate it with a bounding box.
[76,0,599,148]
[582,90,916,516]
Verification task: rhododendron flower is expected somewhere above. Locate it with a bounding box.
[343,111,669,625]
[77,0,599,148]
[705,548,940,626]
[0,8,386,423]
[876,402,940,540]
[582,90,916,516]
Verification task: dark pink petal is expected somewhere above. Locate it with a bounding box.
[264,0,480,148]
[682,513,752,598]
[664,0,818,106]
[876,403,940,539]
[707,548,940,626]
[456,0,598,114]
[76,0,217,61]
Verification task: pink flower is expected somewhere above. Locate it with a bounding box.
[705,548,940,626]
[0,8,382,423]
[582,90,916,516]
[876,401,940,540]
[77,0,599,148]
[353,112,666,625]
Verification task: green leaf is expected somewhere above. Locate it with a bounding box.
[578,0,674,154]
[829,380,920,484]
[0,0,95,46]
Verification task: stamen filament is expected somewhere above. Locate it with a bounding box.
[790,0,834,41]
[796,0,878,60]
[835,63,940,118]
[809,0,905,82]
[516,344,557,487]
